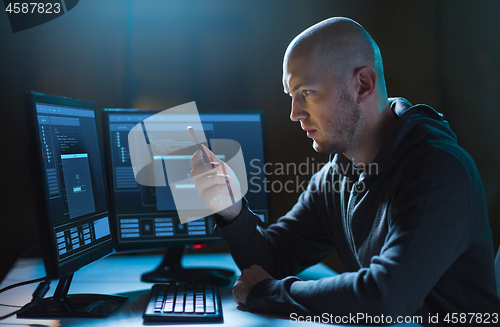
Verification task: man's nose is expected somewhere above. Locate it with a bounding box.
[290,97,309,122]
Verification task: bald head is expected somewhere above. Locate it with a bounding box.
[284,17,386,99]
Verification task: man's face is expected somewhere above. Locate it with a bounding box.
[282,52,361,154]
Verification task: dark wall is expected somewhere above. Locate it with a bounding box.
[1,0,498,280]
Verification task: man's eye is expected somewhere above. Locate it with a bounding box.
[302,90,311,96]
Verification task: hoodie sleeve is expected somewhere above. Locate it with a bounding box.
[215,164,336,279]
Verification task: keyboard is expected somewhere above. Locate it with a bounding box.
[143,283,223,323]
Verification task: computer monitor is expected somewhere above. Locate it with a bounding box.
[20,91,127,318]
[102,109,268,285]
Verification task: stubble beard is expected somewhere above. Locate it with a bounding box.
[313,90,361,154]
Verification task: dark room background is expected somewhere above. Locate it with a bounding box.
[1,0,499,281]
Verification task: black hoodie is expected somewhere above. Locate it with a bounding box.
[216,98,500,326]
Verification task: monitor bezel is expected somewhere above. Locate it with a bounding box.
[25,91,114,279]
[101,108,268,253]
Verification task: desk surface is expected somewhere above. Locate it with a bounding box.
[0,253,418,326]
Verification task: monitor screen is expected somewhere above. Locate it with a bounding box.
[26,92,114,279]
[102,109,268,252]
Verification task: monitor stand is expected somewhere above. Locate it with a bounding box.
[17,273,128,318]
[141,245,234,286]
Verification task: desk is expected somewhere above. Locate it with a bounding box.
[0,254,419,326]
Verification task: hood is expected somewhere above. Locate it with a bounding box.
[373,97,457,175]
[332,97,458,179]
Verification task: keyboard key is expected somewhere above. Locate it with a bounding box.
[163,302,174,313]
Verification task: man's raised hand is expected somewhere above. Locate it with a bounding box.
[189,144,242,221]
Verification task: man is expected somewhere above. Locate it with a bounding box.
[190,17,500,325]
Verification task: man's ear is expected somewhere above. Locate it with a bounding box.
[355,66,377,103]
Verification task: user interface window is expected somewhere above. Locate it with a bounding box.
[36,103,111,263]
[106,111,268,245]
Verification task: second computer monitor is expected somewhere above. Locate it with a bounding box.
[102,109,268,253]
